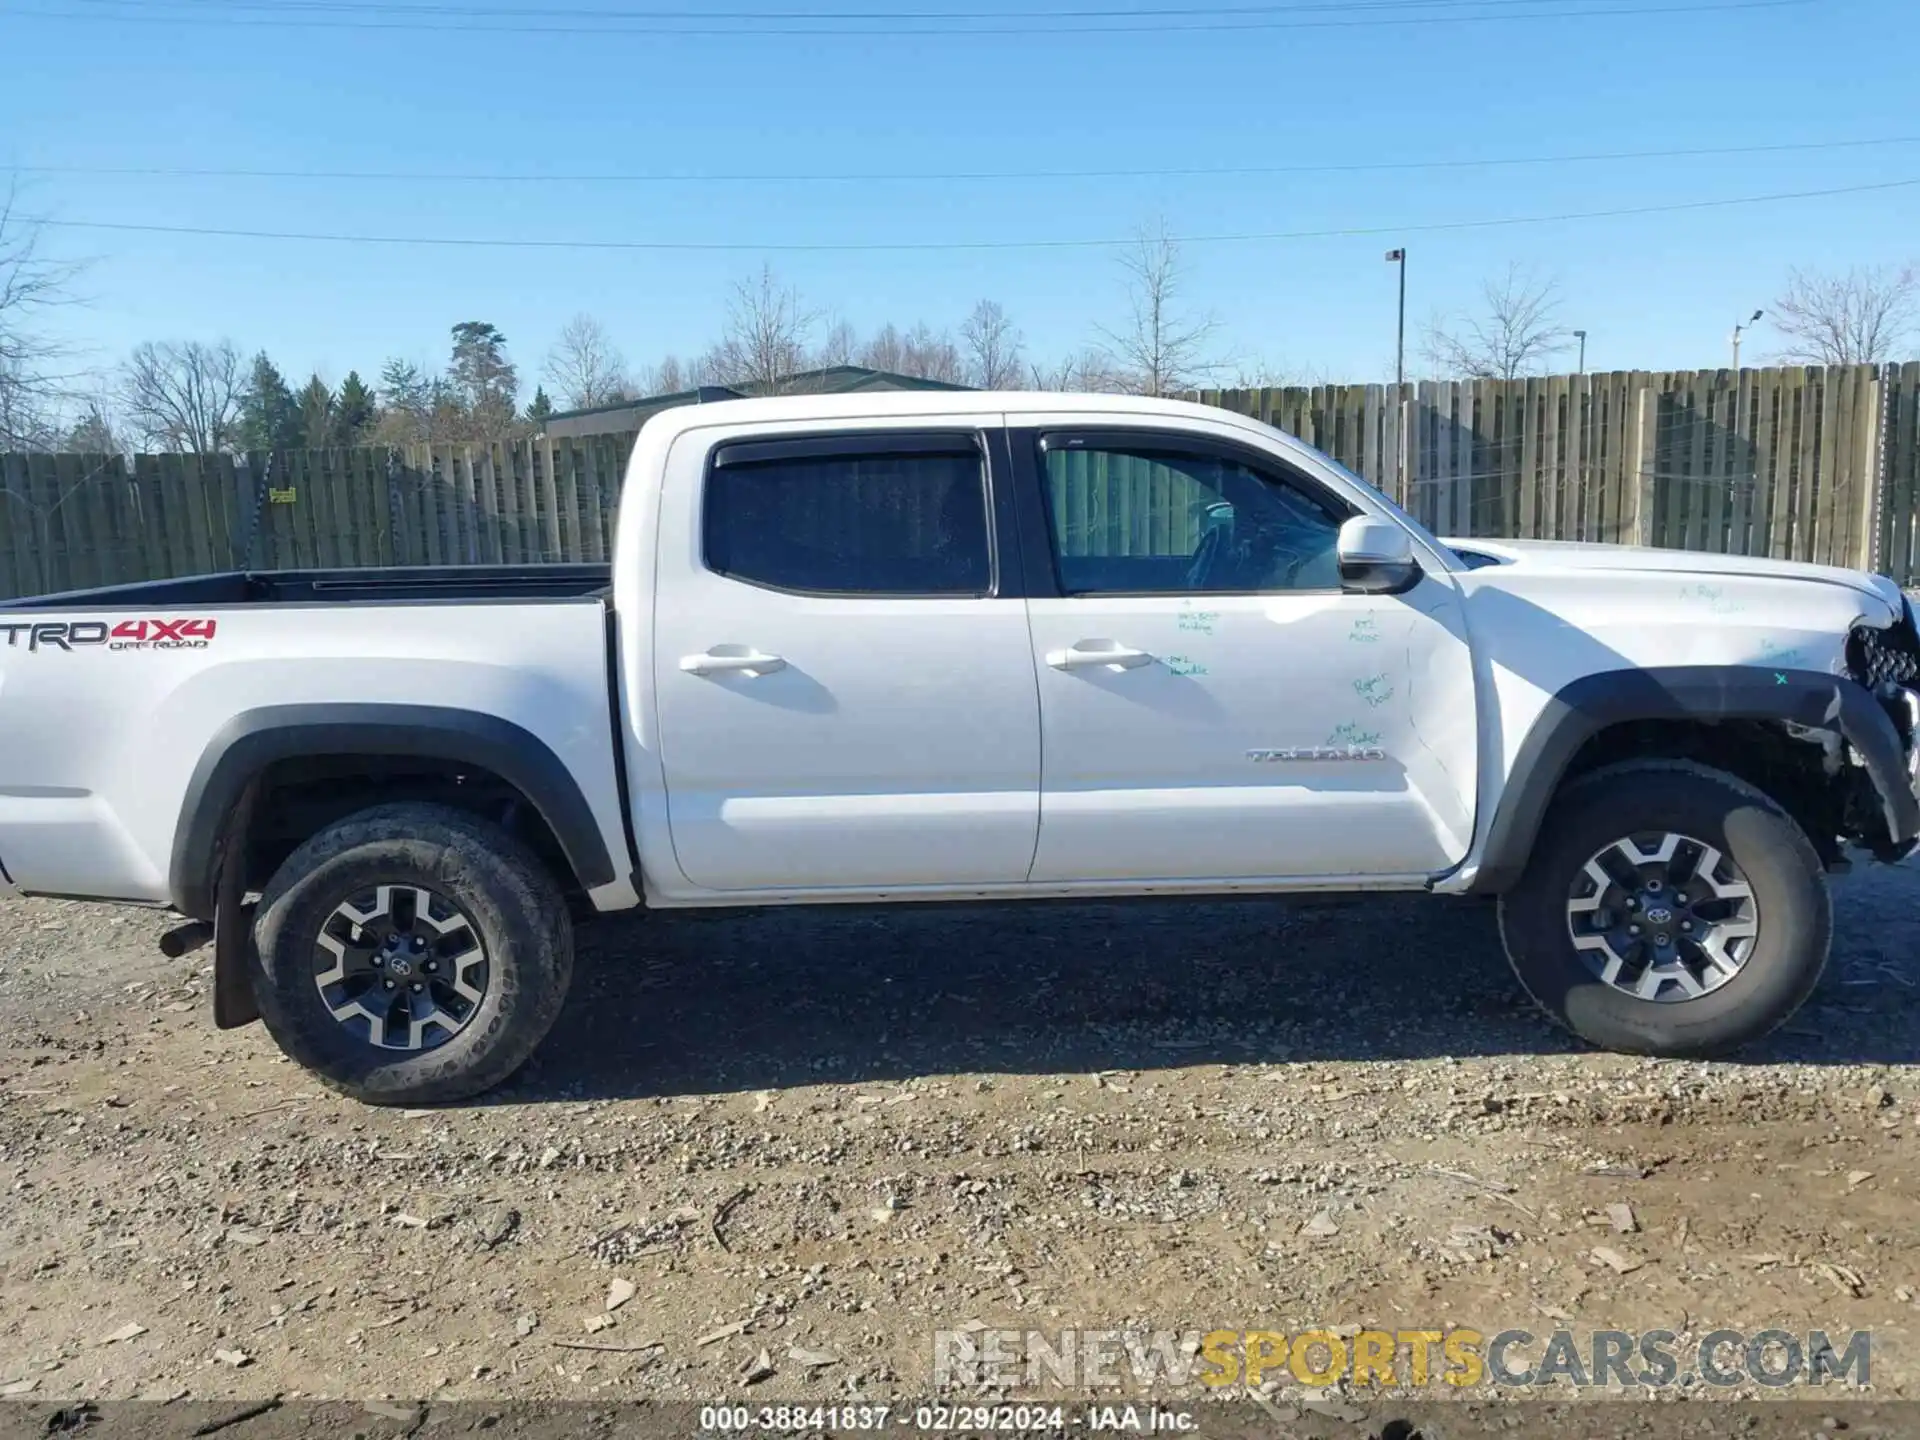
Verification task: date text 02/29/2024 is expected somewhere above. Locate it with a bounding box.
[694,1404,1189,1433]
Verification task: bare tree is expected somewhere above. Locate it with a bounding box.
[1422,264,1569,380]
[962,300,1024,388]
[643,355,689,395]
[814,319,859,369]
[1217,356,1301,390]
[1769,263,1918,365]
[64,395,123,454]
[897,322,962,383]
[543,313,631,410]
[860,322,907,375]
[707,265,816,390]
[1031,349,1126,394]
[637,355,686,395]
[0,183,82,450]
[118,339,243,454]
[1096,221,1219,397]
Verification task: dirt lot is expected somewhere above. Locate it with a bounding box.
[1,863,1917,1425]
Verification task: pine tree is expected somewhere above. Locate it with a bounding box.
[236,351,302,451]
[448,322,518,439]
[296,375,334,449]
[525,386,553,426]
[375,358,433,443]
[333,370,375,445]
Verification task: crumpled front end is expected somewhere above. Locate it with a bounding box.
[1843,596,1920,858]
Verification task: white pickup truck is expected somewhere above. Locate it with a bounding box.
[3,391,1917,1103]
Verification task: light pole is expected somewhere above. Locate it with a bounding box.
[1573,329,1587,373]
[1731,309,1763,371]
[1385,247,1407,389]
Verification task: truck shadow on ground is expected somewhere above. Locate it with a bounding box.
[496,865,1920,1103]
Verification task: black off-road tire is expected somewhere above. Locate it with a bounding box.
[251,803,573,1105]
[1497,760,1830,1057]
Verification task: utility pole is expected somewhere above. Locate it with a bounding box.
[1385,248,1407,390]
[1573,329,1587,373]
[1731,308,1763,371]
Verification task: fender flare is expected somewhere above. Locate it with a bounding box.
[170,702,617,919]
[1466,666,1919,895]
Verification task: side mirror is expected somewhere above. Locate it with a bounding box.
[1337,515,1418,594]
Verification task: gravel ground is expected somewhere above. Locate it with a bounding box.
[0,863,1916,1422]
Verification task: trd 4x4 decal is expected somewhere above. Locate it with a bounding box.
[0,619,218,652]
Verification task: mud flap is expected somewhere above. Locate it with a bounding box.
[212,781,261,1030]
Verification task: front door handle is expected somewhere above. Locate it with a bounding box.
[680,648,787,677]
[1046,641,1154,672]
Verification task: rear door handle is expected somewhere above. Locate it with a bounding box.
[1046,641,1154,671]
[680,649,787,677]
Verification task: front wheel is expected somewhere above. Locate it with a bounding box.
[251,803,573,1105]
[1498,760,1831,1057]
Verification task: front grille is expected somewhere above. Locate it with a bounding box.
[1848,607,1920,689]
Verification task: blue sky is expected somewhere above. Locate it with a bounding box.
[1,0,1915,395]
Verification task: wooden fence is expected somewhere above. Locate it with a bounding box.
[3,363,1919,601]
[0,435,631,600]
[1198,364,1909,573]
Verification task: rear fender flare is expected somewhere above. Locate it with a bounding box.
[170,703,616,920]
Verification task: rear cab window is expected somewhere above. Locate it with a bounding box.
[703,434,993,596]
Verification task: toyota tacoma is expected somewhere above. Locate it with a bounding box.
[0,391,1915,1103]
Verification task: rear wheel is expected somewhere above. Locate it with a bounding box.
[1498,761,1830,1057]
[251,803,573,1105]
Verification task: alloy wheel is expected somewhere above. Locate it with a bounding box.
[1564,831,1758,1002]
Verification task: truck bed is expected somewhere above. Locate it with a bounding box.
[0,564,614,610]
[0,563,632,910]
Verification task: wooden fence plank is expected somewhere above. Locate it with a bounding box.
[485,444,514,565]
[0,453,27,597]
[1631,388,1659,546]
[23,455,63,592]
[1768,370,1798,559]
[49,452,93,592]
[128,454,164,582]
[284,450,315,568]
[181,451,220,575]
[1453,381,1476,535]
[419,447,445,567]
[79,454,126,588]
[1411,382,1434,530]
[1583,375,1609,543]
[515,440,539,562]
[580,439,608,562]
[1540,374,1563,541]
[1656,381,1683,549]
[337,445,366,566]
[536,436,562,562]
[1360,384,1382,491]
[1795,368,1824,562]
[1891,365,1920,583]
[1747,367,1770,561]
[1856,376,1883,576]
[165,454,200,578]
[323,446,358,567]
[1821,367,1854,568]
[1685,371,1713,550]
[353,446,384,566]
[473,444,500,564]
[556,440,583,562]
[1702,370,1731,553]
